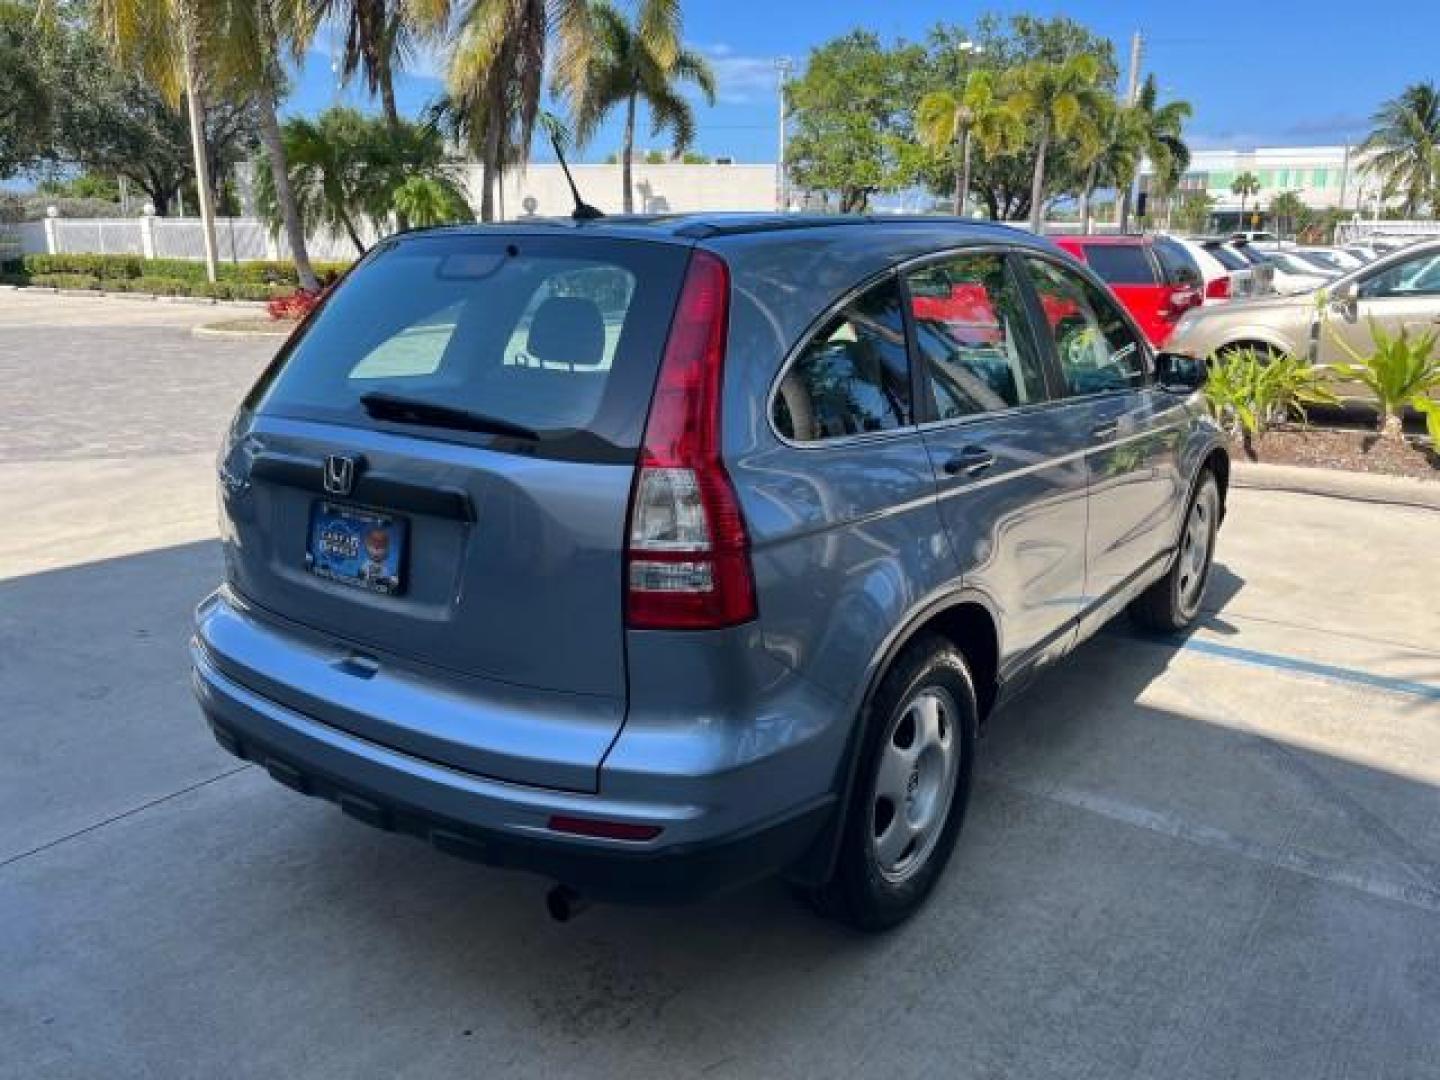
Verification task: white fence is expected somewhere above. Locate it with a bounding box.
[1334,219,1440,245]
[10,214,373,264]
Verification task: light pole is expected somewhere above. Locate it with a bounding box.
[776,57,793,212]
[955,40,981,218]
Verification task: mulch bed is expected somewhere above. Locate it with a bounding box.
[1236,426,1439,480]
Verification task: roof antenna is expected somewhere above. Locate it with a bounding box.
[540,112,603,221]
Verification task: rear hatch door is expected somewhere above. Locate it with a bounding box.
[217,232,692,788]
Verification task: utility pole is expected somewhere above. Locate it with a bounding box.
[1119,30,1144,233]
[1124,30,1143,106]
[775,57,793,212]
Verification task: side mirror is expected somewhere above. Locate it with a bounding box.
[1155,351,1208,394]
[1330,280,1358,308]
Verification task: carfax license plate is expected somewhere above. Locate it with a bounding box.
[306,501,406,595]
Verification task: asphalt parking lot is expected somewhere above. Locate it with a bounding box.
[3,291,1440,1079]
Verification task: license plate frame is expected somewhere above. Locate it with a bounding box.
[306,501,407,596]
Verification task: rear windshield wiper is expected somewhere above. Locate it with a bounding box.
[360,392,540,442]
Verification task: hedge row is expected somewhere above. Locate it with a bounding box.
[22,272,292,301]
[4,253,350,285]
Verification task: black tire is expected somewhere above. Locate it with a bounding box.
[1130,470,1221,633]
[810,635,978,932]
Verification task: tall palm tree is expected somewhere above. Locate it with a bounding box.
[1232,171,1261,232]
[446,0,594,221]
[81,0,221,281]
[319,0,450,130]
[572,0,715,213]
[1118,74,1191,232]
[1360,82,1440,217]
[916,69,1020,217]
[209,0,321,288]
[1008,53,1103,233]
[1073,95,1143,235]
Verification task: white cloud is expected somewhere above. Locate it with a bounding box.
[696,44,782,105]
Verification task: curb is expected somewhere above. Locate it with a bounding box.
[192,323,291,340]
[1231,461,1440,511]
[3,285,267,309]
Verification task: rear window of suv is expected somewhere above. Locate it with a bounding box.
[1079,244,1157,285]
[246,234,690,463]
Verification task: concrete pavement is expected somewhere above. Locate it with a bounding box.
[3,292,1439,1079]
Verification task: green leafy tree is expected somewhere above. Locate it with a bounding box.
[1359,82,1440,216]
[1170,189,1215,234]
[787,31,925,212]
[1007,52,1104,231]
[1073,94,1143,234]
[916,69,1021,215]
[391,174,472,227]
[446,0,593,221]
[0,2,52,178]
[571,0,715,214]
[315,0,449,128]
[1232,171,1261,229]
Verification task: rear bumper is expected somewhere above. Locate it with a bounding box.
[191,634,835,903]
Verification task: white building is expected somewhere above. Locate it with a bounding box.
[1141,145,1390,216]
[473,162,780,218]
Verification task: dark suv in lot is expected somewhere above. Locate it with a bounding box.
[193,215,1228,929]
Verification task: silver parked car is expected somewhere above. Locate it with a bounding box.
[193,215,1229,930]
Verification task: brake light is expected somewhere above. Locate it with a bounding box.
[625,250,756,630]
[1205,275,1232,300]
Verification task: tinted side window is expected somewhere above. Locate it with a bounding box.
[1024,257,1149,396]
[905,254,1048,418]
[1359,252,1440,298]
[773,277,912,442]
[1082,244,1158,285]
[1152,238,1202,287]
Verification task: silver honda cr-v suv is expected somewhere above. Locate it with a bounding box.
[193,215,1228,930]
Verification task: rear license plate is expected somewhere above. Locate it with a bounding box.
[306,502,407,595]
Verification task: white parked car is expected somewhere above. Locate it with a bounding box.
[1166,235,1258,303]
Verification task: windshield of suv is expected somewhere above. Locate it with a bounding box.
[247,234,689,462]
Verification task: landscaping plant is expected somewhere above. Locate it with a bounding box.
[1326,318,1440,444]
[1202,347,1339,458]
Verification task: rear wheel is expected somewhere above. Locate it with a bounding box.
[1131,471,1220,632]
[811,636,978,931]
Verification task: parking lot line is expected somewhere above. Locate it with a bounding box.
[1174,638,1440,702]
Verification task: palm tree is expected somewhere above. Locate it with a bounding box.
[572,1,715,213]
[1119,75,1191,232]
[1073,95,1143,234]
[1232,171,1261,232]
[256,107,469,253]
[80,0,222,281]
[1360,82,1440,216]
[446,0,594,221]
[319,0,450,129]
[1008,53,1103,233]
[916,69,1020,217]
[208,0,321,289]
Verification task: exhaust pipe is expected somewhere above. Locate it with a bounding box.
[546,884,589,923]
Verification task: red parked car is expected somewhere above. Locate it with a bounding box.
[1051,235,1202,347]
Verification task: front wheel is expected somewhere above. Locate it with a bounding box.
[810,636,978,931]
[1131,471,1220,632]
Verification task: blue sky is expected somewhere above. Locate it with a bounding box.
[289,0,1440,163]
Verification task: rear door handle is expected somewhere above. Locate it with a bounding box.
[1091,421,1120,441]
[943,446,996,477]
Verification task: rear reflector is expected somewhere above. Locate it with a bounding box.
[625,250,757,631]
[547,815,664,842]
[1205,275,1232,300]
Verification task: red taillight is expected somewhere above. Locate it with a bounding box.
[547,815,663,842]
[625,250,756,631]
[1205,275,1232,300]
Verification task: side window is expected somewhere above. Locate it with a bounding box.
[1359,252,1440,299]
[1023,257,1149,396]
[773,277,912,442]
[905,253,1048,419]
[1081,244,1158,286]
